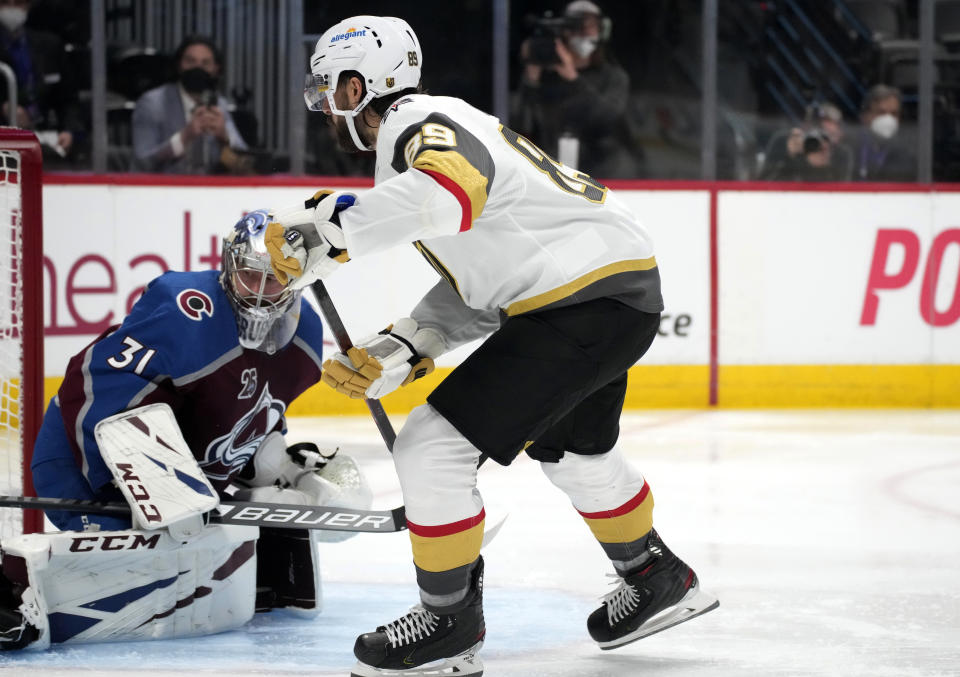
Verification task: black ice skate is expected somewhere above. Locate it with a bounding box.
[588,529,719,649]
[0,607,38,651]
[350,557,485,677]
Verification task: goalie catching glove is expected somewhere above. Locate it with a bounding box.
[264,190,357,288]
[322,317,445,400]
[234,432,373,544]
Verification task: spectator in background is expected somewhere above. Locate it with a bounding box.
[132,35,249,174]
[513,0,643,178]
[852,84,915,182]
[759,102,852,181]
[0,0,82,167]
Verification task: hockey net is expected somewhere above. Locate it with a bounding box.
[0,128,43,538]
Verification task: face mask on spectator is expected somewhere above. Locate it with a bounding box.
[180,67,218,95]
[568,36,598,59]
[0,7,27,33]
[870,113,899,140]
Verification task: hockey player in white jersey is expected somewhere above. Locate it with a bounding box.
[0,210,372,651]
[267,15,718,676]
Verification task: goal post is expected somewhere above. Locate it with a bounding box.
[0,127,43,537]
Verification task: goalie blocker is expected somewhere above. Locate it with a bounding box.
[0,404,374,650]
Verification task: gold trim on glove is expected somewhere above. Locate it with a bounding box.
[264,221,302,285]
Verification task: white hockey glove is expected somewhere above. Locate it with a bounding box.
[264,190,357,288]
[235,435,373,544]
[321,317,445,400]
[235,434,372,511]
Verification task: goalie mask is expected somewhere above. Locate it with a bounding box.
[304,15,422,151]
[222,210,301,354]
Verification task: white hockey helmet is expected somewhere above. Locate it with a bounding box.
[221,210,302,354]
[304,16,422,150]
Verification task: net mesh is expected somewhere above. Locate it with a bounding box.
[0,148,25,541]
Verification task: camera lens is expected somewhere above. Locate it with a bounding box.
[803,131,825,154]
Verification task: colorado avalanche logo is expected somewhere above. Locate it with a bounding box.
[176,289,214,321]
[201,385,285,481]
[235,209,270,239]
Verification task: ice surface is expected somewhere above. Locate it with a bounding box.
[2,410,958,676]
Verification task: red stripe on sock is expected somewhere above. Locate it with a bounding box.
[577,482,650,519]
[418,168,473,232]
[407,508,486,537]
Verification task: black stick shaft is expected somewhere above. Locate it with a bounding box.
[312,281,489,467]
[311,280,397,451]
[0,495,407,534]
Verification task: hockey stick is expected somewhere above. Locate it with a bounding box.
[311,280,492,467]
[311,280,397,451]
[0,495,406,534]
[309,282,501,540]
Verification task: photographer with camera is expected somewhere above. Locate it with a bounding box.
[758,101,851,181]
[132,35,250,174]
[513,0,642,178]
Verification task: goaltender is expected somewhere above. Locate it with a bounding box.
[0,209,371,650]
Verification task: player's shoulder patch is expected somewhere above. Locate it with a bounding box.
[176,288,215,321]
[105,270,239,382]
[132,270,225,327]
[389,110,495,187]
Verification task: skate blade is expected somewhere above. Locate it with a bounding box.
[597,586,720,650]
[350,641,484,677]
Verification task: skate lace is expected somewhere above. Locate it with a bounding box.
[601,573,641,625]
[382,604,440,647]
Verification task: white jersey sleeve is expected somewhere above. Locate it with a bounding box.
[339,168,462,256]
[340,94,663,317]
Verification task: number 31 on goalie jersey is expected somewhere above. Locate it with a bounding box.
[106,336,157,375]
[499,125,607,204]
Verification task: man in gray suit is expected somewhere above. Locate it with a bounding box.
[132,35,248,174]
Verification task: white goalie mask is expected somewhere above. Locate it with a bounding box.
[221,210,302,354]
[304,15,422,151]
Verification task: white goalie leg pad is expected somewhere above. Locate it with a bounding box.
[95,403,219,539]
[0,524,258,648]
